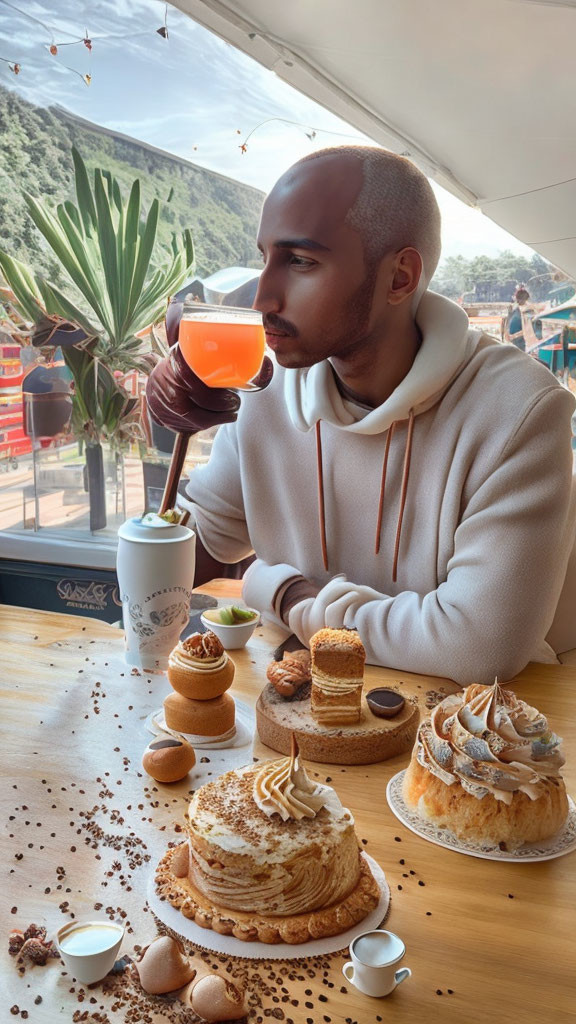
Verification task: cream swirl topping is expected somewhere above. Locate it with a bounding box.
[169,631,228,673]
[417,682,564,804]
[253,737,335,821]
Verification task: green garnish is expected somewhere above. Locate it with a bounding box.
[230,605,258,622]
[160,509,181,524]
[219,607,236,625]
[203,605,258,625]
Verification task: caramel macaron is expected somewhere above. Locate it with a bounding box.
[142,736,196,783]
[164,691,235,738]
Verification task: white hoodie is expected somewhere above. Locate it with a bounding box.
[184,292,576,684]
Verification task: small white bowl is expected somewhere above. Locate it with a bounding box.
[200,607,260,649]
[56,919,124,984]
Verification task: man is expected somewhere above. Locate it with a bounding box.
[502,286,534,351]
[147,146,576,684]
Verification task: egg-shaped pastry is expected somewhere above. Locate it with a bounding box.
[135,935,196,994]
[142,736,195,783]
[180,974,246,1022]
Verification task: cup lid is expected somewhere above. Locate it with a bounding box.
[118,515,193,543]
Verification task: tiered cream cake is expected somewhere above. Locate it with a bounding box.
[155,738,380,943]
[403,682,569,849]
[163,631,236,740]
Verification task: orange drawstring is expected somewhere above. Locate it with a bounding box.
[392,409,415,582]
[375,421,397,555]
[315,410,415,581]
[315,420,329,571]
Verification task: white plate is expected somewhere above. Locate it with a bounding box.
[386,770,576,862]
[145,699,254,750]
[147,853,390,959]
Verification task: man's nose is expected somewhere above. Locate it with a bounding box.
[253,266,282,315]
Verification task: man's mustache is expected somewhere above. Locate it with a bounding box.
[262,314,297,337]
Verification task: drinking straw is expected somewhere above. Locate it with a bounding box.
[159,431,191,515]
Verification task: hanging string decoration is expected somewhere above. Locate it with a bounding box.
[237,117,358,155]
[0,0,169,85]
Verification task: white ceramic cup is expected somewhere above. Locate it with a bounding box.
[342,929,411,998]
[117,515,196,671]
[56,920,125,984]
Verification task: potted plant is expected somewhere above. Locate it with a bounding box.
[0,148,195,530]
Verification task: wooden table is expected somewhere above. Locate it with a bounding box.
[1,583,574,1024]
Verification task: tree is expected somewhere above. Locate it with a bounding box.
[430,255,469,298]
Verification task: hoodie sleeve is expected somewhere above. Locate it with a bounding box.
[287,387,576,684]
[182,423,253,564]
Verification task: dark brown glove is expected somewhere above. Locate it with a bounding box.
[146,344,274,435]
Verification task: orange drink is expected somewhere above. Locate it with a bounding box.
[178,305,265,390]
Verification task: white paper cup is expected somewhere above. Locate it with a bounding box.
[56,920,125,984]
[117,516,196,671]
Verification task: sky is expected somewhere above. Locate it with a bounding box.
[0,0,535,263]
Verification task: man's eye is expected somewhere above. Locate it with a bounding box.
[289,254,315,267]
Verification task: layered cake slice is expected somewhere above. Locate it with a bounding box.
[310,628,365,725]
[155,737,380,943]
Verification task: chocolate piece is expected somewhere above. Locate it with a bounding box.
[366,688,405,718]
[149,738,182,750]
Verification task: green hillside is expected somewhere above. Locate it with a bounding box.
[0,85,264,284]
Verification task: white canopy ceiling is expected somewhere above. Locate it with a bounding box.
[170,0,576,278]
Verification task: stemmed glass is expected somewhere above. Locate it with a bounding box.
[158,302,269,517]
[178,303,266,391]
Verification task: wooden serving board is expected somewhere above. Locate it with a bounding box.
[256,681,420,764]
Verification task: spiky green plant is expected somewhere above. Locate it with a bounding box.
[0,147,195,529]
[0,146,194,373]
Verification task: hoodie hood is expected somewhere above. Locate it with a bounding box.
[284,291,475,435]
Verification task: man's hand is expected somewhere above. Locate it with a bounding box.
[277,576,320,623]
[146,344,273,434]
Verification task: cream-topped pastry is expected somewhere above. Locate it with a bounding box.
[185,741,362,917]
[155,737,381,942]
[403,682,569,848]
[416,681,564,802]
[168,631,235,700]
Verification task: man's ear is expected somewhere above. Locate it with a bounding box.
[388,247,423,306]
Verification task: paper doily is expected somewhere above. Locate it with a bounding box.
[386,770,576,862]
[147,853,390,960]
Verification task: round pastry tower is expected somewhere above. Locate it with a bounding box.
[163,631,236,739]
[156,737,380,942]
[403,682,568,849]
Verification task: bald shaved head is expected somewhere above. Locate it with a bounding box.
[254,144,436,381]
[295,145,442,299]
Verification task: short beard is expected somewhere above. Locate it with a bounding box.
[327,259,379,362]
[273,260,380,371]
